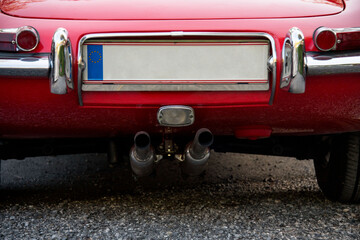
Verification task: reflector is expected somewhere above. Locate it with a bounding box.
[314,27,337,51]
[16,26,39,51]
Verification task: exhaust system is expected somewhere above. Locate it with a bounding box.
[182,128,214,176]
[129,131,155,177]
[129,128,213,177]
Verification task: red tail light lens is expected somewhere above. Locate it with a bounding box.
[15,26,39,51]
[314,27,337,51]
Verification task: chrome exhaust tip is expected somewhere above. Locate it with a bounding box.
[129,131,155,177]
[182,128,214,176]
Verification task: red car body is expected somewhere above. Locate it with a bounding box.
[0,0,358,138]
[1,0,360,202]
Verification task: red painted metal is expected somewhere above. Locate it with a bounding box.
[0,0,359,139]
[235,126,272,140]
[0,0,344,20]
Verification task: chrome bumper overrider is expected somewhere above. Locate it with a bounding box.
[50,28,74,94]
[280,27,306,93]
[0,27,359,102]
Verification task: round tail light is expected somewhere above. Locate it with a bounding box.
[314,27,337,51]
[15,26,39,51]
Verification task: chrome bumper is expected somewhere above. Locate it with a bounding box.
[0,54,50,78]
[280,27,360,94]
[306,51,360,76]
[0,28,74,94]
[0,27,359,100]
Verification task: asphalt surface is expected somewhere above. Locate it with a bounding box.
[0,152,360,239]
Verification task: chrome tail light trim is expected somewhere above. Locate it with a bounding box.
[313,27,337,52]
[77,31,277,106]
[15,26,40,52]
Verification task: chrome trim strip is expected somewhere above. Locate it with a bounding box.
[280,27,306,94]
[306,51,360,76]
[0,54,50,78]
[82,83,270,92]
[0,28,18,34]
[332,27,360,34]
[50,28,74,94]
[78,31,277,106]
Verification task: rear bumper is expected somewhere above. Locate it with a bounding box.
[0,53,49,78]
[1,30,359,100]
[2,50,359,86]
[306,51,360,76]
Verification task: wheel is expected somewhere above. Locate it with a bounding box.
[0,160,1,182]
[314,133,360,203]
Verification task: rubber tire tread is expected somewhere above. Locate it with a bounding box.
[314,133,360,203]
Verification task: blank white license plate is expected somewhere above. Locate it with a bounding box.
[82,42,269,85]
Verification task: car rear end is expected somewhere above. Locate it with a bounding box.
[1,0,360,202]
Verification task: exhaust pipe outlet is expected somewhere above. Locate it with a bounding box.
[129,131,155,177]
[182,128,214,176]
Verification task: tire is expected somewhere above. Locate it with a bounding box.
[0,160,1,184]
[314,133,360,203]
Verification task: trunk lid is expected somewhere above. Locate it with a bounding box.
[1,0,344,20]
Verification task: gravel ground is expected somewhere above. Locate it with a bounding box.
[0,152,360,239]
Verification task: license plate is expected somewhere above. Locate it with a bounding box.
[82,41,269,90]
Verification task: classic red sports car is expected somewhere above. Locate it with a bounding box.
[0,0,360,203]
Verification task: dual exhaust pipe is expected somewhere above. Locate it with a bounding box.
[129,128,213,177]
[129,131,155,177]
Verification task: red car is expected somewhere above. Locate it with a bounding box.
[1,0,360,203]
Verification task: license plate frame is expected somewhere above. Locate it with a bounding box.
[82,40,269,90]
